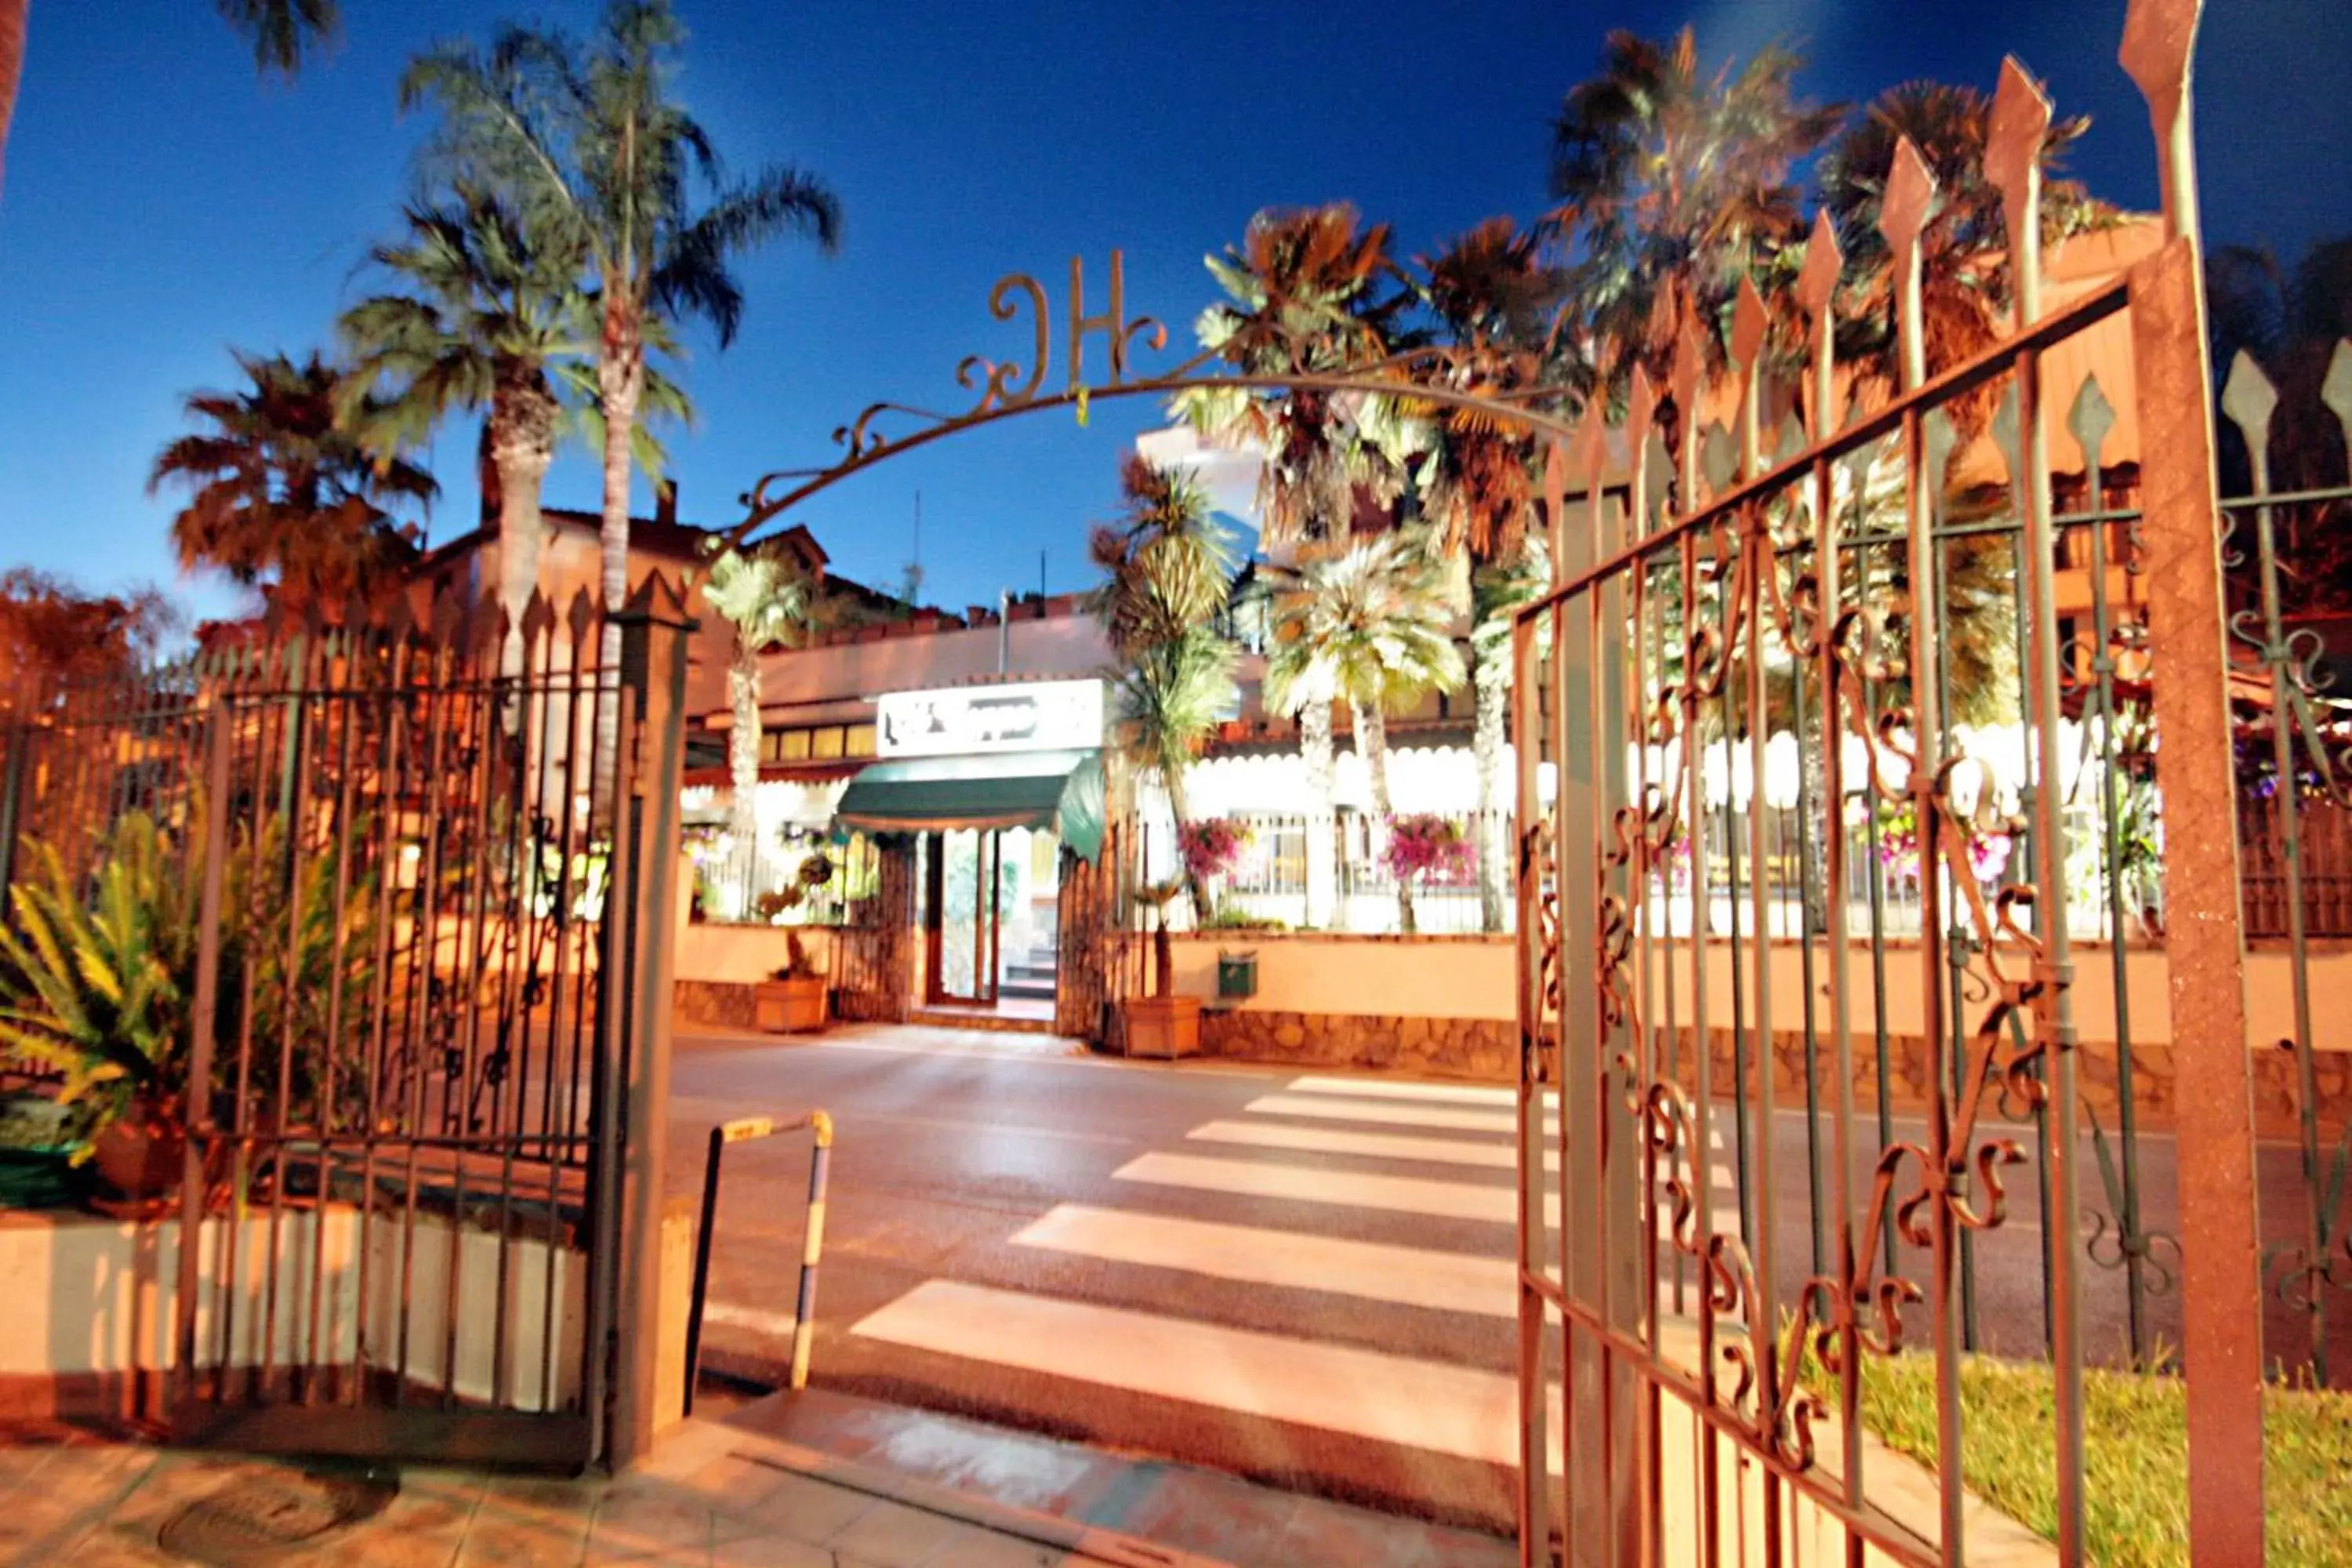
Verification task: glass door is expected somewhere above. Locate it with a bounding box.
[927,829,1004,1006]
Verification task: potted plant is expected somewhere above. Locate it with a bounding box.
[754,931,829,1033]
[1121,880,1201,1059]
[0,814,198,1204]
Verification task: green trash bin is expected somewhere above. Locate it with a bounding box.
[1216,949,1258,1000]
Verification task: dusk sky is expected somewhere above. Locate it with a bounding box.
[2,0,2347,631]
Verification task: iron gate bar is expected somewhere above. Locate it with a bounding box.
[2130,237,2268,1565]
[1515,278,2133,629]
[681,1109,835,1414]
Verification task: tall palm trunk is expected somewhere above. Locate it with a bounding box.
[727,633,761,860]
[1298,672,1337,928]
[488,369,557,686]
[592,300,643,826]
[1351,696,1412,934]
[1471,638,1511,932]
[0,0,26,201]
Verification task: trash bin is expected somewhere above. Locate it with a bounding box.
[1216,949,1258,1000]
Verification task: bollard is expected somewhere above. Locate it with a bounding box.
[682,1109,833,1416]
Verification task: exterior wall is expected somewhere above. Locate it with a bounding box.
[0,1208,586,1412]
[744,614,1112,731]
[1164,933,1515,1020]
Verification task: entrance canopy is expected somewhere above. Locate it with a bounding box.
[835,748,1105,859]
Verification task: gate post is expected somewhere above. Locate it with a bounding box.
[606,577,697,1469]
[2129,237,2267,1566]
[2122,3,2268,1557]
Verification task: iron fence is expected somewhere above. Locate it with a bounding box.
[0,585,688,1466]
[685,827,881,930]
[1508,31,2300,1561]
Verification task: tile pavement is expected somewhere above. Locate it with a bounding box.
[0,1396,1514,1567]
[0,1420,1120,1566]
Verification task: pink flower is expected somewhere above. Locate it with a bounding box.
[1178,818,1254,882]
[1385,815,1475,886]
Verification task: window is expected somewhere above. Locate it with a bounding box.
[846,723,877,757]
[811,725,846,760]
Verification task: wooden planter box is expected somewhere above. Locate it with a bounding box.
[754,976,829,1035]
[1123,994,1202,1060]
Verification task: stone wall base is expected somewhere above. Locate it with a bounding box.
[1200,1007,1515,1080]
[1669,1025,2349,1142]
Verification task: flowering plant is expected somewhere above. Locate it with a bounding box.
[1178,818,1254,883]
[1384,814,1475,887]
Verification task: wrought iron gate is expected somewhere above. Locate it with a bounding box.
[0,584,690,1468]
[1510,5,2278,1562]
[832,836,914,1023]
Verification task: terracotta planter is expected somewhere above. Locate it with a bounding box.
[1123,994,1202,1060]
[755,976,829,1035]
[91,1107,186,1203]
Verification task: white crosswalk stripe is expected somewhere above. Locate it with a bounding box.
[843,1072,1733,1472]
[1011,1204,1515,1317]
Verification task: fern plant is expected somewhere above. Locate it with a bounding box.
[0,815,198,1149]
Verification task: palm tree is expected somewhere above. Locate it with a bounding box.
[1414,218,1559,930]
[339,191,693,663]
[702,543,816,850]
[2,2,339,200]
[401,0,842,779]
[1266,532,1465,933]
[339,189,589,670]
[1547,27,1844,408]
[1091,457,1239,914]
[1175,204,1417,547]
[151,350,437,609]
[1817,79,2113,425]
[1177,203,1414,925]
[218,0,339,76]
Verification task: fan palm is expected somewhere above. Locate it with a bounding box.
[1547,27,1844,408]
[1412,220,1562,929]
[702,543,818,847]
[401,0,842,760]
[151,350,437,608]
[218,0,339,77]
[1266,532,1466,933]
[1817,79,2113,426]
[1174,204,1416,547]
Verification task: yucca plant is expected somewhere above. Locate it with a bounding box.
[0,815,198,1155]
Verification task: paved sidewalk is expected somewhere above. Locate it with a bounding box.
[0,1417,1189,1566]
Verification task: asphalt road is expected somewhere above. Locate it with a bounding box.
[666,1023,2346,1535]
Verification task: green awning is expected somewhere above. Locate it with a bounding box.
[833,749,1106,860]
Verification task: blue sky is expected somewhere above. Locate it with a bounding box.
[2,0,2346,629]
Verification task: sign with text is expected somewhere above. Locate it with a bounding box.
[875,680,1105,758]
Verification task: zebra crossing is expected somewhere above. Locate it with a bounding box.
[844,1073,1735,1473]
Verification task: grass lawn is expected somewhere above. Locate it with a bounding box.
[1836,1351,2352,1566]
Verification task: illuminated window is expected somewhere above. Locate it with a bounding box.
[811,725,846,760]
[846,723,877,757]
[776,729,811,761]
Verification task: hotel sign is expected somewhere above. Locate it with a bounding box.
[876,680,1105,758]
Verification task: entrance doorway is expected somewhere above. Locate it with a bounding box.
[923,826,1061,1013]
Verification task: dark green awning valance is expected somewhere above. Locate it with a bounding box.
[833,749,1105,860]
